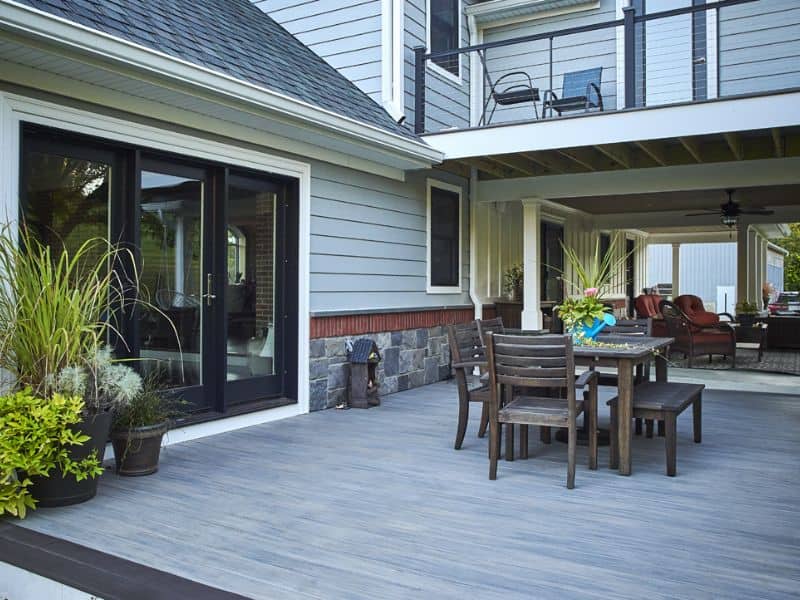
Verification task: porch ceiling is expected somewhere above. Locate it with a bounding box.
[439,127,800,181]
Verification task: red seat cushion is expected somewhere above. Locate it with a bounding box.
[676,294,719,327]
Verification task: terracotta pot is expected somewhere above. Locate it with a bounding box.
[111,422,168,476]
[28,411,112,507]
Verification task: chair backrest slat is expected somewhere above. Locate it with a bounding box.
[477,317,504,345]
[562,67,602,98]
[494,342,568,357]
[598,318,652,336]
[488,333,574,391]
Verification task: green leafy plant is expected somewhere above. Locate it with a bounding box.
[557,289,609,334]
[113,371,184,432]
[0,226,136,398]
[560,234,632,298]
[735,301,759,315]
[502,263,524,300]
[0,389,103,518]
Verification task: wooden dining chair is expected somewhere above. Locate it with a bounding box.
[447,321,492,450]
[485,332,598,489]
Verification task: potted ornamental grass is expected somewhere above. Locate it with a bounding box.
[735,300,760,328]
[555,234,631,344]
[0,225,171,511]
[111,372,184,476]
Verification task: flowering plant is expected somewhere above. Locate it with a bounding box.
[557,288,610,332]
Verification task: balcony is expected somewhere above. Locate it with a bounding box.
[413,0,800,147]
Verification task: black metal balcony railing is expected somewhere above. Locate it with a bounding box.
[413,0,794,135]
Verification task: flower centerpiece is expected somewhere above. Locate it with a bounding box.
[555,234,632,344]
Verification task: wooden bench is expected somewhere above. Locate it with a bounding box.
[607,382,703,476]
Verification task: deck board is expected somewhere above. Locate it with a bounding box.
[15,382,800,599]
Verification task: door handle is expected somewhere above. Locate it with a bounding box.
[203,273,217,306]
[693,57,706,64]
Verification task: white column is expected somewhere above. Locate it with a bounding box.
[671,243,680,299]
[736,226,748,303]
[747,227,758,303]
[521,199,542,330]
[759,237,769,308]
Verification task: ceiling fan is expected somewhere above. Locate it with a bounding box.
[685,189,774,229]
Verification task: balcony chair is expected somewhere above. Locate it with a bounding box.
[634,293,668,336]
[543,67,604,118]
[674,294,734,328]
[485,332,598,489]
[478,51,540,126]
[659,300,736,368]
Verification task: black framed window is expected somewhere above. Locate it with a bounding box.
[599,233,611,263]
[429,184,461,289]
[429,0,460,76]
[540,221,564,302]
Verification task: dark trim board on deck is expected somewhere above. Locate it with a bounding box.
[0,522,250,600]
[11,383,800,599]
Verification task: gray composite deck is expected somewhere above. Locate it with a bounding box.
[16,381,800,599]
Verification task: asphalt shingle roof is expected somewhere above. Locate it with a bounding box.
[17,0,417,139]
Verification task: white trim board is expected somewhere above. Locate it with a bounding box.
[0,91,312,425]
[426,178,464,294]
[423,91,800,159]
[381,0,405,120]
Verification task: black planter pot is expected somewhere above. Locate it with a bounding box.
[737,313,756,327]
[111,422,168,476]
[28,411,113,508]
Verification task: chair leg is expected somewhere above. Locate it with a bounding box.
[489,418,499,480]
[586,390,598,471]
[567,421,577,489]
[520,425,529,459]
[540,426,551,444]
[608,403,619,470]
[665,413,677,477]
[658,420,665,437]
[454,396,469,450]
[478,403,489,438]
[645,419,654,438]
[505,423,515,462]
[693,396,702,443]
[635,418,643,435]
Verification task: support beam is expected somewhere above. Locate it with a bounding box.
[557,148,598,172]
[462,157,512,179]
[736,226,748,303]
[595,144,631,169]
[679,137,703,163]
[635,140,669,167]
[521,199,542,330]
[747,227,758,303]
[771,128,784,158]
[671,243,680,299]
[491,154,540,177]
[520,152,565,174]
[723,132,743,160]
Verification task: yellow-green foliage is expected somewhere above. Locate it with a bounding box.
[0,389,103,518]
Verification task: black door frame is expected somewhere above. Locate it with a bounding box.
[19,123,299,414]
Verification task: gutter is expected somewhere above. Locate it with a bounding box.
[0,0,443,167]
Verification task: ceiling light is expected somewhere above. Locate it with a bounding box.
[721,214,737,228]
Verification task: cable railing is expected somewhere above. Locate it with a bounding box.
[413,0,795,135]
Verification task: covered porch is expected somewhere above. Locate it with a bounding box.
[4,376,799,598]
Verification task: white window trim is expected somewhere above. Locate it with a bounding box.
[0,91,312,422]
[426,0,464,85]
[426,178,464,294]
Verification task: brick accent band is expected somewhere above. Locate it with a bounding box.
[310,307,476,339]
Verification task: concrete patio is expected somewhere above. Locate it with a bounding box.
[13,379,800,599]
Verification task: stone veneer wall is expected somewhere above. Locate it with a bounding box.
[308,325,453,412]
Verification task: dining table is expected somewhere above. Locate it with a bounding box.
[573,335,674,475]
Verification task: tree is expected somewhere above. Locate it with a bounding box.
[775,223,800,291]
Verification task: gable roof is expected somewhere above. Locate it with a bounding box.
[15,0,417,139]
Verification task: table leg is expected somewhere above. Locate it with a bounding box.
[655,350,668,382]
[617,358,634,476]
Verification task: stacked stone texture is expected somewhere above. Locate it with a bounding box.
[308,326,451,411]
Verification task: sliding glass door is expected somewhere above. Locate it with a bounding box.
[20,125,298,415]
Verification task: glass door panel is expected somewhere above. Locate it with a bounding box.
[139,170,204,391]
[224,173,283,403]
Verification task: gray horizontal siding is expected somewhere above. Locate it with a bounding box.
[719,0,800,96]
[253,0,385,102]
[309,161,471,312]
[405,0,473,132]
[481,0,618,124]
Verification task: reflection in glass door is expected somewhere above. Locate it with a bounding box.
[224,173,283,404]
[139,169,205,393]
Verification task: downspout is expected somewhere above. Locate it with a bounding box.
[469,166,482,319]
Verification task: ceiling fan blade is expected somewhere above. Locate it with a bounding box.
[740,209,775,215]
[685,211,719,217]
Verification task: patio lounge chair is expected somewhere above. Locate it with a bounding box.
[485,332,598,489]
[674,294,734,327]
[634,293,668,336]
[660,300,736,368]
[478,51,540,126]
[543,67,603,118]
